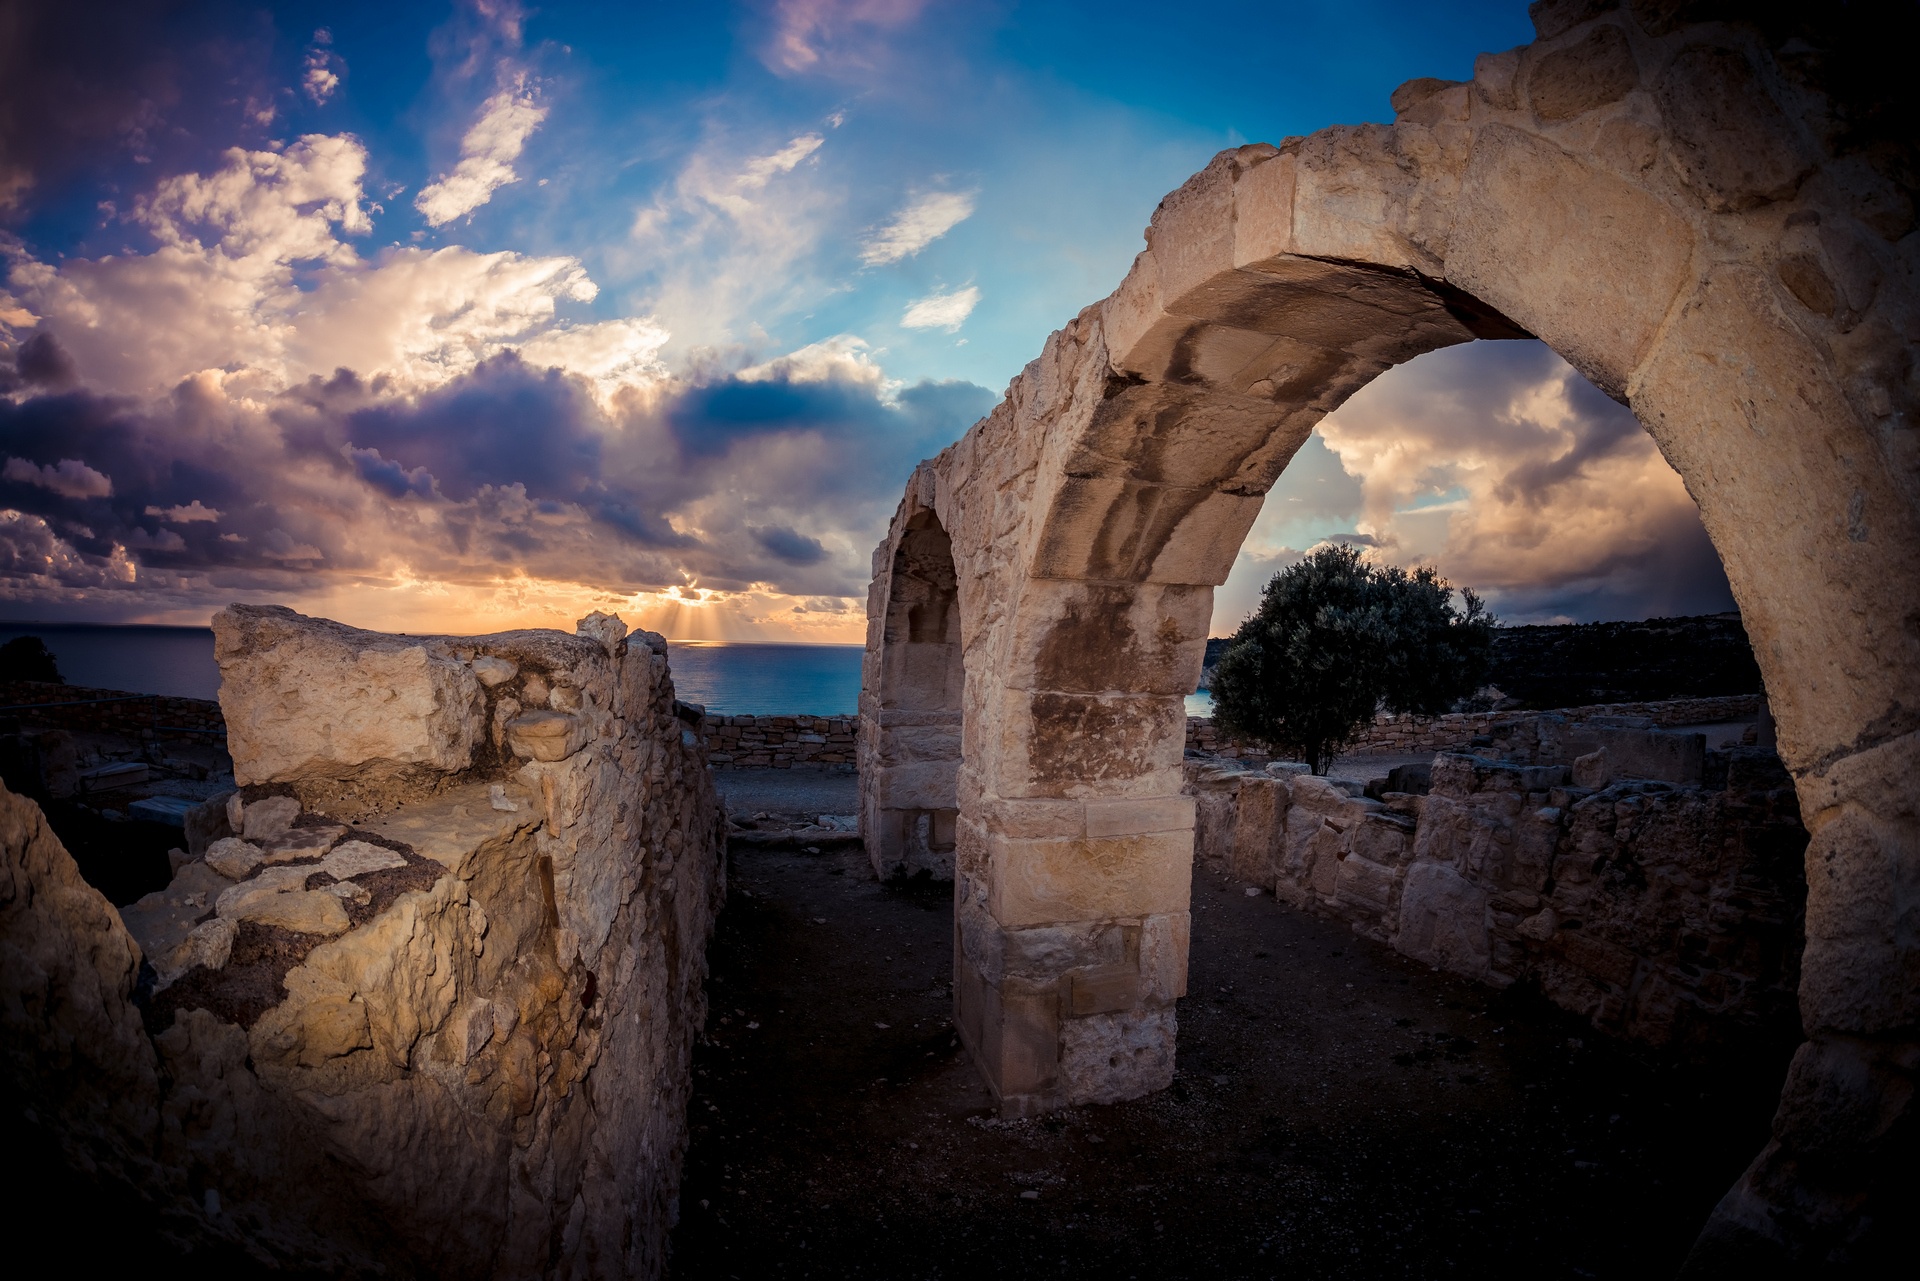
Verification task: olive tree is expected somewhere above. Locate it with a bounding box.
[1209,544,1495,774]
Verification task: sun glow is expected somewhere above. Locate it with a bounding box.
[109,573,869,642]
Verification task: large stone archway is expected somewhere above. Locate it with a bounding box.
[860,2,1916,1265]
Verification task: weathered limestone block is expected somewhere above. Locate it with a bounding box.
[1228,774,1289,886]
[3,607,725,1279]
[122,859,229,977]
[1396,862,1492,979]
[215,605,486,783]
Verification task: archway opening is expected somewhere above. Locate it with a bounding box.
[1187,333,1803,1052]
[863,508,963,881]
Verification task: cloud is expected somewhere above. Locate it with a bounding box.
[5,134,624,401]
[764,0,930,77]
[900,284,979,331]
[145,500,222,522]
[739,134,825,191]
[304,30,343,105]
[1220,340,1734,629]
[752,525,827,564]
[627,132,835,353]
[4,455,112,498]
[345,446,436,500]
[0,338,994,628]
[138,133,371,266]
[861,189,975,265]
[0,331,77,392]
[415,77,548,226]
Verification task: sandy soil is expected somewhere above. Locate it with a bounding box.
[669,840,1792,1280]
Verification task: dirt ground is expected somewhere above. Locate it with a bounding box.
[669,832,1794,1280]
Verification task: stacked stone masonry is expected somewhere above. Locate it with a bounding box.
[698,713,857,771]
[0,680,229,741]
[1188,714,1808,1055]
[858,1,1918,1266]
[0,605,726,1279]
[1187,694,1761,763]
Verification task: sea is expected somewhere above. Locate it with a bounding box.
[0,623,866,715]
[0,623,1213,717]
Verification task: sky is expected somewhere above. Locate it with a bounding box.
[0,0,1736,642]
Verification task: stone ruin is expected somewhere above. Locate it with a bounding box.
[2,2,1913,1273]
[858,0,1916,1268]
[0,605,724,1276]
[1189,714,1809,1054]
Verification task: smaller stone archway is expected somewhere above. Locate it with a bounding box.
[857,490,964,881]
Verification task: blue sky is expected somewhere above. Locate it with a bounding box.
[0,0,1734,639]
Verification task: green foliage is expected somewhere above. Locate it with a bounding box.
[1209,544,1495,774]
[0,635,63,683]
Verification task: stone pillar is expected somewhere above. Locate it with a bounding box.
[1684,730,1920,1272]
[952,577,1209,1115]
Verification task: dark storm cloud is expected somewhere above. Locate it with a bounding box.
[345,446,437,499]
[339,356,603,502]
[752,525,828,565]
[0,345,995,612]
[0,332,80,394]
[1493,370,1645,506]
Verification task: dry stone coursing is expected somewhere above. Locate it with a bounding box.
[1190,730,1808,1054]
[698,713,857,771]
[1,604,725,1278]
[1187,693,1761,764]
[860,1,1915,1263]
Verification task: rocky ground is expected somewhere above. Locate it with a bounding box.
[671,773,1795,1280]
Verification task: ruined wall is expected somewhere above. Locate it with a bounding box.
[0,604,725,1278]
[0,680,229,741]
[1186,694,1761,763]
[1190,732,1807,1054]
[699,713,856,771]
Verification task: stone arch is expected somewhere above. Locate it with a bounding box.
[858,482,964,880]
[861,3,1916,1263]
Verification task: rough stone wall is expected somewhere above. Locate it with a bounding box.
[699,714,856,771]
[1189,742,1807,1054]
[1187,694,1761,763]
[0,680,229,741]
[0,605,725,1278]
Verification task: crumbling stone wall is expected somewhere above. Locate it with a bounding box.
[1191,729,1807,1053]
[0,605,725,1278]
[1187,694,1761,763]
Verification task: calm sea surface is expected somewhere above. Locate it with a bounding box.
[0,624,1212,717]
[0,623,224,701]
[664,643,861,716]
[0,624,867,715]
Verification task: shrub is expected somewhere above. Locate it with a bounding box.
[0,635,64,684]
[1210,544,1494,774]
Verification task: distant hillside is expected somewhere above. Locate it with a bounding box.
[1199,613,1764,709]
